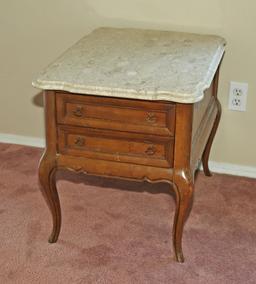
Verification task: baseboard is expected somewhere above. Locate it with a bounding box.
[0,133,45,148]
[206,161,256,179]
[0,133,255,179]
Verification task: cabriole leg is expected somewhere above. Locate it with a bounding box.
[202,98,222,176]
[38,153,61,243]
[172,171,194,263]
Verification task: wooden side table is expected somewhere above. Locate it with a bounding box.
[33,28,225,262]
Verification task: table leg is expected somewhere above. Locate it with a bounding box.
[172,171,194,263]
[202,98,222,176]
[38,152,61,243]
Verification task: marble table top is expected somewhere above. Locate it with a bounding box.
[32,27,226,103]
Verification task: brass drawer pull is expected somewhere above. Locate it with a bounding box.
[72,106,84,117]
[146,112,157,124]
[145,145,156,156]
[74,137,85,147]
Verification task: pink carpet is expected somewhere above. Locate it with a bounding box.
[0,143,256,283]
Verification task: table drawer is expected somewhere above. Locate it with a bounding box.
[56,93,175,136]
[58,126,174,168]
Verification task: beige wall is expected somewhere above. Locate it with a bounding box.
[1,0,255,167]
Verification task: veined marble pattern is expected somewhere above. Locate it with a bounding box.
[32,27,226,103]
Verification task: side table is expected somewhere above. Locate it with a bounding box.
[33,27,225,262]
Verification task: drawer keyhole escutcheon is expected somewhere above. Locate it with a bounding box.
[72,106,84,117]
[146,112,157,124]
[145,145,156,156]
[74,137,85,147]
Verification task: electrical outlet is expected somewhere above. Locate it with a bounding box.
[228,81,248,111]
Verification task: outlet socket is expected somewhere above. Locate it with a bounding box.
[228,81,248,111]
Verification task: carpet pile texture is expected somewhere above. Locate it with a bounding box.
[0,143,256,283]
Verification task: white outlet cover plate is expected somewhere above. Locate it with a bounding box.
[228,81,248,111]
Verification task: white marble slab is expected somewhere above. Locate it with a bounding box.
[32,27,226,103]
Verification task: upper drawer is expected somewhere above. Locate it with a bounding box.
[56,93,175,136]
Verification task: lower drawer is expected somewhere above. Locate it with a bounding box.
[58,126,174,168]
